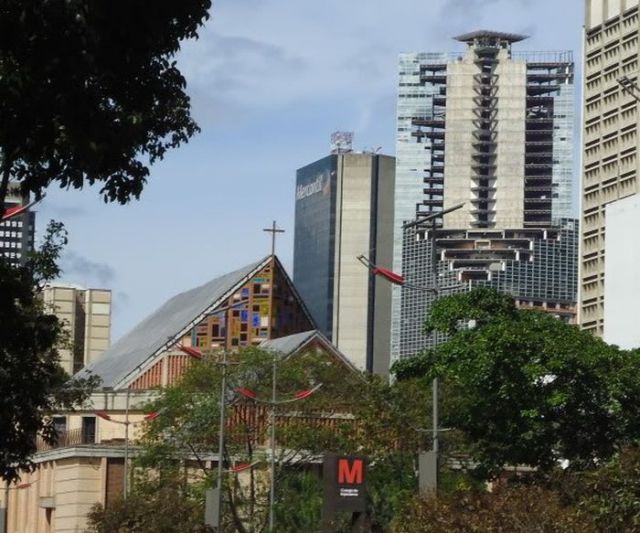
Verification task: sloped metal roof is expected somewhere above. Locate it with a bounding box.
[260,330,318,355]
[260,329,358,372]
[77,257,270,389]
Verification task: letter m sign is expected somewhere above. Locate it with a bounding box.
[337,457,364,485]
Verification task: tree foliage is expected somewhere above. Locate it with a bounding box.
[93,348,433,532]
[558,446,640,531]
[0,221,98,481]
[86,484,213,533]
[394,446,640,532]
[392,484,590,533]
[393,288,640,479]
[0,0,211,210]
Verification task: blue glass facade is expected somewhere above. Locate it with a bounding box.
[292,155,337,338]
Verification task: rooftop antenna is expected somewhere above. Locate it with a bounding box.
[330,131,354,154]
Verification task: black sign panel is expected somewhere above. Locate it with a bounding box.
[322,454,367,514]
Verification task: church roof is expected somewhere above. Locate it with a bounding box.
[77,257,273,389]
[259,329,358,372]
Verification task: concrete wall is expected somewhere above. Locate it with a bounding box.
[372,156,396,375]
[43,287,78,375]
[331,153,395,373]
[604,194,640,348]
[443,47,527,229]
[2,457,105,533]
[587,0,639,29]
[53,458,104,532]
[494,53,527,229]
[333,154,375,370]
[443,57,475,229]
[83,289,112,366]
[43,286,112,374]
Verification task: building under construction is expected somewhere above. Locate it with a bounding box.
[399,219,579,358]
[392,31,578,361]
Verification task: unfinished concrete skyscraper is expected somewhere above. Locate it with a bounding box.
[391,31,577,362]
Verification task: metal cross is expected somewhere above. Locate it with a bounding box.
[263,220,285,257]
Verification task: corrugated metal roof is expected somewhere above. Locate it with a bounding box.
[77,257,270,389]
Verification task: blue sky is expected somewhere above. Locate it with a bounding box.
[36,0,585,340]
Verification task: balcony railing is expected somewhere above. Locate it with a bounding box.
[36,427,97,451]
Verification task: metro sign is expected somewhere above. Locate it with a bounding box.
[338,456,364,485]
[323,454,367,516]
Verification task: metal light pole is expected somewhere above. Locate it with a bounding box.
[403,202,465,488]
[215,350,228,533]
[177,344,234,532]
[269,352,277,532]
[124,387,130,500]
[236,375,322,532]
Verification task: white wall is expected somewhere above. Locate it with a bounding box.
[604,194,640,349]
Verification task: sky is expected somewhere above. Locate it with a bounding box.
[36,0,586,341]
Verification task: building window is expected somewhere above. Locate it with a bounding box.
[53,416,67,435]
[81,416,96,444]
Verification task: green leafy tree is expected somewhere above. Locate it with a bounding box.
[0,221,98,481]
[89,348,434,532]
[553,446,640,531]
[133,347,364,532]
[86,484,213,533]
[393,288,640,479]
[0,0,211,210]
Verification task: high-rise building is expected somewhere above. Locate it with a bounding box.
[603,193,640,348]
[392,31,577,362]
[0,183,35,266]
[399,220,579,358]
[43,285,113,374]
[293,146,396,372]
[579,0,640,336]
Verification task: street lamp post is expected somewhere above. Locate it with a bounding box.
[403,202,465,489]
[236,371,322,531]
[269,351,277,532]
[177,344,234,533]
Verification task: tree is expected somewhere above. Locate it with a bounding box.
[0,221,98,481]
[0,0,211,211]
[86,487,213,533]
[550,446,640,532]
[393,288,640,479]
[131,347,363,532]
[86,348,433,532]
